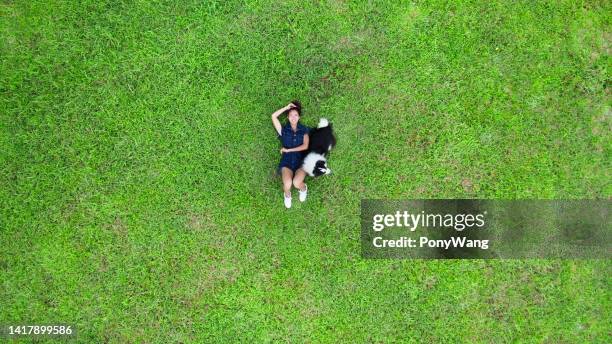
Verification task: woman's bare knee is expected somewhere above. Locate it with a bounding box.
[292,169,306,189]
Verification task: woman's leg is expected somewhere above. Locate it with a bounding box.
[293,168,307,192]
[281,167,294,197]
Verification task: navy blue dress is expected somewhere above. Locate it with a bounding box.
[278,122,310,173]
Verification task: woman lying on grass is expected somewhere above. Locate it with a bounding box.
[271,101,309,209]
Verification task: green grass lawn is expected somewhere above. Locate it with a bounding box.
[1,0,610,342]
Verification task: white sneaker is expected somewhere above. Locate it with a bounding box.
[284,193,292,208]
[298,184,308,202]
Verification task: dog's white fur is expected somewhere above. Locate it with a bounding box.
[318,118,329,128]
[302,152,331,177]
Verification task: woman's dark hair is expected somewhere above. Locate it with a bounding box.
[286,100,302,116]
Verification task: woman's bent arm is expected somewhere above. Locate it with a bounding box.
[284,134,309,152]
[272,103,294,135]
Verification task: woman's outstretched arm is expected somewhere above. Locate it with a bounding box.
[271,103,295,135]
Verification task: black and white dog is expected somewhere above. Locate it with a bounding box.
[302,118,336,177]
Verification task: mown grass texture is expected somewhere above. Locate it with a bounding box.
[1,0,610,342]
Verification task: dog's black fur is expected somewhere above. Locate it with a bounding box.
[308,121,336,155]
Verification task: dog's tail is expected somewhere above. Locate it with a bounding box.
[317,118,329,128]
